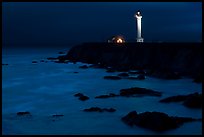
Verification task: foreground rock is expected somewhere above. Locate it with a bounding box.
[74,93,89,101]
[17,111,31,116]
[193,73,202,83]
[58,51,65,54]
[83,107,116,112]
[89,63,107,69]
[118,73,129,77]
[122,111,200,132]
[52,114,64,117]
[159,92,202,109]
[104,76,121,80]
[32,61,38,63]
[183,93,202,108]
[47,57,58,60]
[120,87,162,97]
[159,95,188,103]
[95,93,119,99]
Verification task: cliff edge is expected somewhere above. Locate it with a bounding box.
[62,42,202,79]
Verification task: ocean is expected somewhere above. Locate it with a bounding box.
[2,47,202,135]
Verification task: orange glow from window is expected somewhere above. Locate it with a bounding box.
[116,38,123,43]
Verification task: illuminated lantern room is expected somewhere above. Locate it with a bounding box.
[108,35,125,44]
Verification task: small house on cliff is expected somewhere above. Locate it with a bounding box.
[107,35,125,44]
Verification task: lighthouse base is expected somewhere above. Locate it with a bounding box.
[137,37,144,42]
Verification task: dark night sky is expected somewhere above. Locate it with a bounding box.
[2,2,202,48]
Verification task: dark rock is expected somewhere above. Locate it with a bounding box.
[159,95,188,103]
[95,93,119,99]
[183,93,202,108]
[79,95,89,101]
[84,107,103,112]
[121,111,200,132]
[136,74,145,80]
[120,87,162,97]
[74,93,89,101]
[59,43,202,80]
[2,64,8,65]
[95,95,110,99]
[109,93,118,97]
[159,92,202,109]
[74,93,84,97]
[193,74,202,83]
[52,114,64,117]
[73,72,79,73]
[118,73,129,77]
[104,76,121,80]
[116,67,130,72]
[47,57,58,60]
[128,71,138,75]
[40,60,45,62]
[83,107,116,112]
[32,61,38,63]
[17,111,31,116]
[102,108,116,112]
[54,60,68,63]
[79,65,89,69]
[58,51,65,54]
[89,63,107,69]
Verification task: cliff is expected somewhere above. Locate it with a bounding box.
[63,42,202,79]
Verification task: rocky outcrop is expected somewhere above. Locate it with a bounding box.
[104,76,122,80]
[95,93,119,99]
[159,92,202,109]
[52,114,64,117]
[118,72,129,77]
[58,51,65,54]
[120,87,162,97]
[74,93,89,101]
[63,42,202,79]
[83,107,116,112]
[32,61,38,63]
[17,111,31,116]
[47,57,58,60]
[121,111,200,132]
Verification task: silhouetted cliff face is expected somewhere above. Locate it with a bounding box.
[65,42,202,78]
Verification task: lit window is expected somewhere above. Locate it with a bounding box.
[116,38,123,43]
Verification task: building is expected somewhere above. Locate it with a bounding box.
[107,35,125,44]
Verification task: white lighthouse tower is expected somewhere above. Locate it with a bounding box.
[135,10,144,42]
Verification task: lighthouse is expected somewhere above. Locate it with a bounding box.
[135,10,144,42]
